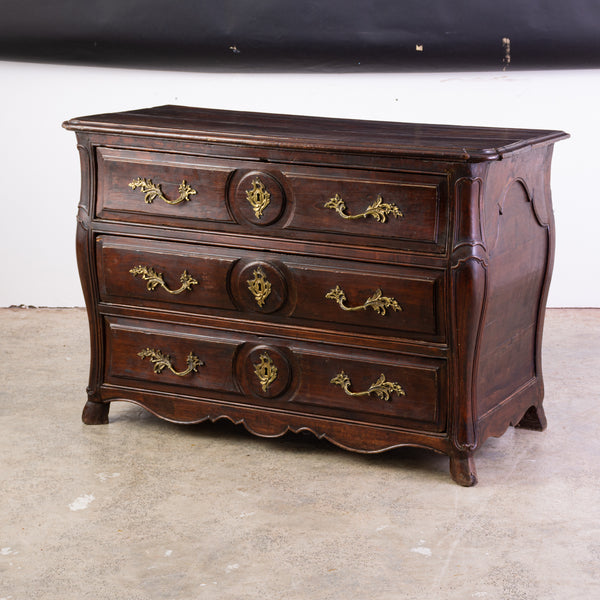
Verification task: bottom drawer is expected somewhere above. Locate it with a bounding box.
[104,316,447,433]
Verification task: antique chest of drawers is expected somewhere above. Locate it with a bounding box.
[63,106,568,485]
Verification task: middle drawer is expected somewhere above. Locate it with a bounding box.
[96,235,445,342]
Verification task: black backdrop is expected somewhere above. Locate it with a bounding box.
[1,0,599,72]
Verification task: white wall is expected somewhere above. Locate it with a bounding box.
[0,60,597,307]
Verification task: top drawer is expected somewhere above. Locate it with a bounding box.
[96,147,234,224]
[96,147,449,253]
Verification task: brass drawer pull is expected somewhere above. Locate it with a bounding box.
[129,265,198,295]
[324,194,403,223]
[129,177,197,205]
[138,348,204,377]
[325,285,401,316]
[330,371,405,402]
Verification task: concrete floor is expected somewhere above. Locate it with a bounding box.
[0,308,598,599]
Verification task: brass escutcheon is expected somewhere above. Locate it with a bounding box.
[245,177,271,219]
[253,352,278,392]
[246,266,272,307]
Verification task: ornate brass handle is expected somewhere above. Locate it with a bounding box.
[129,177,197,205]
[324,194,403,223]
[330,371,405,402]
[325,285,401,316]
[138,348,204,377]
[129,265,198,295]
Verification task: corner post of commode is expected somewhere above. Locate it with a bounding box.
[71,131,110,425]
[448,169,490,486]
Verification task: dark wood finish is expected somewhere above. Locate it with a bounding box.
[104,315,445,431]
[280,166,447,252]
[97,146,449,253]
[65,105,567,161]
[64,105,568,485]
[81,399,109,425]
[96,147,234,224]
[96,235,443,341]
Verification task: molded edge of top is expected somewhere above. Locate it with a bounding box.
[63,105,570,162]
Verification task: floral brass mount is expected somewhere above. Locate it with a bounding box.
[324,194,403,223]
[129,265,198,295]
[325,285,402,316]
[253,352,278,392]
[330,371,405,402]
[246,266,272,307]
[129,177,197,205]
[246,177,271,219]
[138,348,204,377]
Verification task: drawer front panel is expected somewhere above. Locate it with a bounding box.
[104,317,446,432]
[105,318,241,394]
[295,349,445,430]
[97,236,444,341]
[97,236,238,311]
[95,147,448,253]
[96,147,234,224]
[288,262,440,337]
[281,167,447,252]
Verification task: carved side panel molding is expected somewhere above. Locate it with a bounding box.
[450,176,488,453]
[76,142,93,227]
[75,136,104,409]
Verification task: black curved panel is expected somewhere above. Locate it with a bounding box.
[1,0,599,72]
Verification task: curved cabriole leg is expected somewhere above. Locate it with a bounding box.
[82,400,110,425]
[515,404,547,431]
[449,453,478,487]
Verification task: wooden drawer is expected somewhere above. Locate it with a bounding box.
[104,316,446,432]
[96,235,238,312]
[96,147,234,224]
[96,147,448,253]
[96,235,445,342]
[105,317,240,395]
[276,164,448,253]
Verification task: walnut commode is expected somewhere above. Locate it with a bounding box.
[64,106,568,485]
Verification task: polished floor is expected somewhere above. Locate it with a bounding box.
[0,308,598,599]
